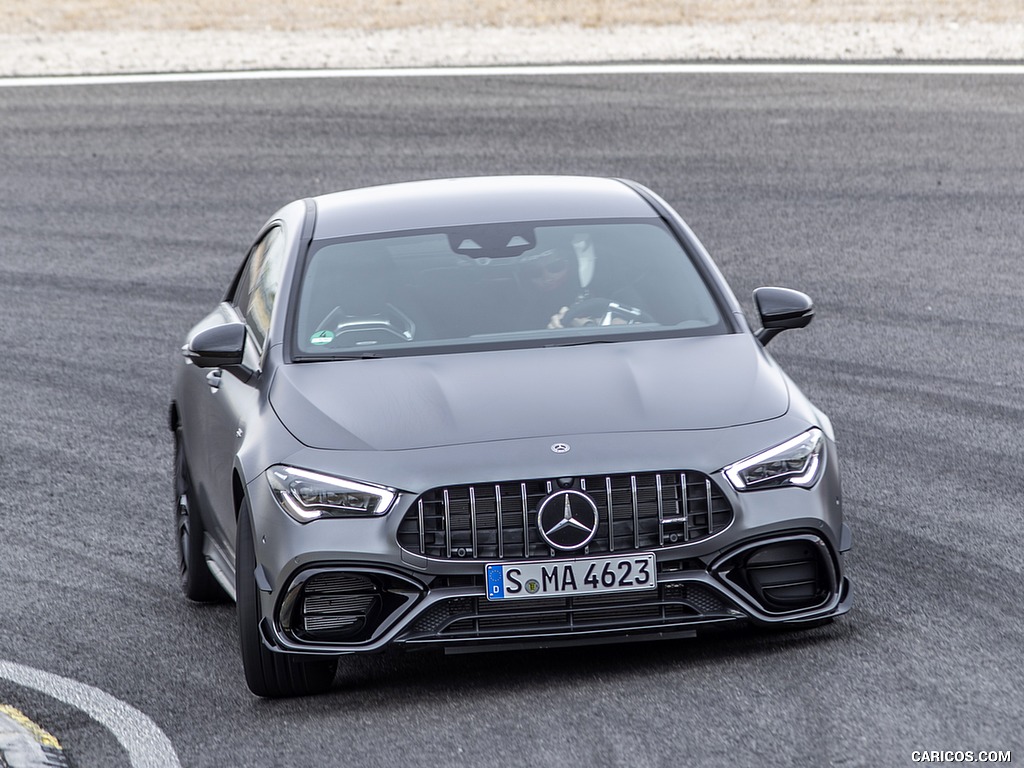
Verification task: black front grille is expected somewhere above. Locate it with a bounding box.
[402,582,733,641]
[397,472,733,561]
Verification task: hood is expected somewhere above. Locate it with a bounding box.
[269,334,790,451]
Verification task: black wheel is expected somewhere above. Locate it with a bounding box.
[174,427,225,602]
[236,498,338,698]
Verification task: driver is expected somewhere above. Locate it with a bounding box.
[517,234,643,329]
[515,235,595,328]
[515,245,577,328]
[547,234,598,329]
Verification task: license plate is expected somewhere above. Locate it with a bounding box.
[485,553,656,601]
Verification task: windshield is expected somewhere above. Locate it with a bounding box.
[293,218,729,358]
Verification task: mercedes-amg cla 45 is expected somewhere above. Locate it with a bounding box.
[169,176,851,697]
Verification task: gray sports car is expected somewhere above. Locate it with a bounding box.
[170,175,851,697]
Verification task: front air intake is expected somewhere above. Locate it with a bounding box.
[296,573,381,642]
[716,536,837,614]
[279,569,423,648]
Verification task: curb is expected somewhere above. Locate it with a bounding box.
[0,707,70,768]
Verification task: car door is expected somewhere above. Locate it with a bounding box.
[198,226,288,564]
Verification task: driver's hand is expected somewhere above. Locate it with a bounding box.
[548,306,570,329]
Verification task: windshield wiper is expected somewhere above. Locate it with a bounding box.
[294,352,382,362]
[544,339,614,348]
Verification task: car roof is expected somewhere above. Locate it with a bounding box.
[309,176,657,240]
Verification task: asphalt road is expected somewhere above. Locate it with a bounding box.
[0,71,1022,767]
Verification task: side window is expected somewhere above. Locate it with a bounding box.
[232,227,287,350]
[231,245,260,320]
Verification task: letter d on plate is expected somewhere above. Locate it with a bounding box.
[486,565,504,599]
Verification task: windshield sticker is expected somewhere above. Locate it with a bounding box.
[310,330,335,346]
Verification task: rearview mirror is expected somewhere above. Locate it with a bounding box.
[753,287,814,346]
[182,321,247,369]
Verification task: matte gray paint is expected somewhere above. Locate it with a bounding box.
[268,334,789,452]
[309,176,656,241]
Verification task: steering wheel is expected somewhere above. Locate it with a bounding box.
[311,304,416,347]
[560,297,654,327]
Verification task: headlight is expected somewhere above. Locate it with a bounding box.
[267,466,397,522]
[724,428,825,491]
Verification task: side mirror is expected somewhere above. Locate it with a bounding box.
[753,287,814,346]
[182,321,247,369]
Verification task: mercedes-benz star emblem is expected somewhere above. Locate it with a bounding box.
[551,443,571,454]
[536,490,599,551]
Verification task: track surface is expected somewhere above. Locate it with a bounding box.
[0,72,1022,767]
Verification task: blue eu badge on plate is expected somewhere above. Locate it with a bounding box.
[486,565,504,599]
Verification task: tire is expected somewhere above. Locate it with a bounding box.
[236,498,338,698]
[174,427,225,602]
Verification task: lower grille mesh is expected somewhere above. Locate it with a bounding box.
[402,583,733,641]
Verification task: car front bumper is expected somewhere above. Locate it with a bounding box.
[244,429,851,657]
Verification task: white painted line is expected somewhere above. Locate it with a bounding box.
[0,61,1023,87]
[0,661,181,768]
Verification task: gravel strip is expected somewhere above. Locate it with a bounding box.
[2,21,1022,76]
